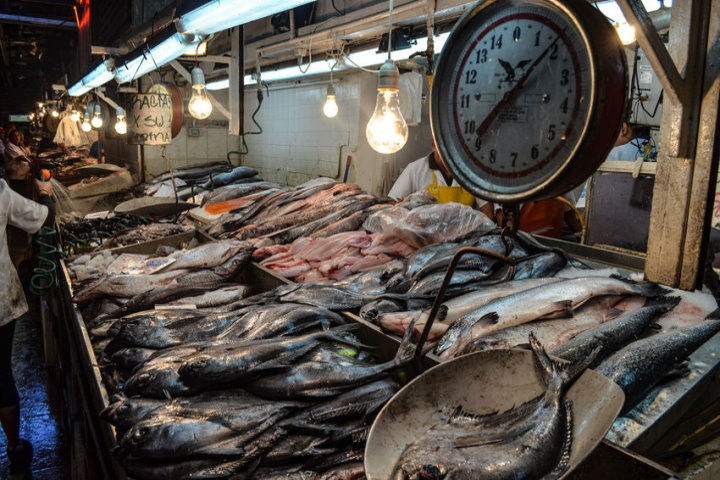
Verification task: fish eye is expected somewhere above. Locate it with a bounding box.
[118,404,131,414]
[419,465,445,480]
[132,427,148,443]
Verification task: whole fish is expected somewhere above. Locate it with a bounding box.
[109,310,244,349]
[200,166,258,189]
[394,333,596,480]
[463,296,646,354]
[101,389,267,432]
[217,303,344,341]
[310,209,369,239]
[119,401,297,458]
[378,278,562,338]
[290,378,399,424]
[164,284,250,308]
[202,181,278,204]
[99,284,214,320]
[513,252,568,280]
[178,327,358,388]
[246,322,415,399]
[436,276,669,359]
[597,317,720,412]
[553,296,681,367]
[73,269,189,303]
[160,239,251,272]
[278,284,375,310]
[406,269,497,297]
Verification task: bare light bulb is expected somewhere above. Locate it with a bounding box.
[81,110,92,132]
[115,107,127,135]
[70,110,80,122]
[51,109,59,118]
[188,66,213,119]
[366,60,408,154]
[323,84,339,118]
[616,22,636,45]
[91,104,103,128]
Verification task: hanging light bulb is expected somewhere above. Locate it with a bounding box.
[188,66,213,119]
[616,22,636,45]
[70,109,80,122]
[51,108,60,118]
[91,103,103,128]
[115,107,127,135]
[81,109,92,132]
[366,60,408,154]
[323,84,339,118]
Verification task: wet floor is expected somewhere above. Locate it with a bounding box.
[0,312,70,479]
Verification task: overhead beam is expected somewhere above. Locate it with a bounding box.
[0,11,76,29]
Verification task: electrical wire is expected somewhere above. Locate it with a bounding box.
[331,0,344,16]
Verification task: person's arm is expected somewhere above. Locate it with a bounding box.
[6,180,50,233]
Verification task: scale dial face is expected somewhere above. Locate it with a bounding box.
[432,0,626,203]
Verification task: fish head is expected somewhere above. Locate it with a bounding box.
[178,356,210,378]
[124,371,155,394]
[395,464,448,480]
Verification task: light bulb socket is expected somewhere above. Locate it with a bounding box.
[326,84,335,96]
[116,106,126,116]
[191,66,206,87]
[377,60,400,90]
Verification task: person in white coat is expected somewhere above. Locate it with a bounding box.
[388,142,495,219]
[0,177,53,476]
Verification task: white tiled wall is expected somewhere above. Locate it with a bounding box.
[241,71,434,196]
[142,70,435,196]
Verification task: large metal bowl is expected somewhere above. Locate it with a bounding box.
[365,348,624,480]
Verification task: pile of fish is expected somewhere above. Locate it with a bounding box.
[88,281,419,478]
[60,214,173,253]
[141,165,262,201]
[102,222,195,249]
[254,230,415,282]
[206,181,385,248]
[69,239,253,315]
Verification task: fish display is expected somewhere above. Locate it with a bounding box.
[393,334,593,480]
[597,315,720,412]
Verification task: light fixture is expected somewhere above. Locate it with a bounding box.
[365,0,408,154]
[188,66,213,119]
[115,107,127,135]
[114,24,203,84]
[91,103,103,128]
[177,0,315,36]
[244,32,451,86]
[616,22,636,45]
[68,59,115,97]
[81,110,92,132]
[51,108,59,118]
[70,109,80,122]
[323,84,339,118]
[366,60,408,154]
[206,77,229,91]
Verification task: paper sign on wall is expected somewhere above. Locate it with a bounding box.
[127,93,172,145]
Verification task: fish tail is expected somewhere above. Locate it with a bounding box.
[320,325,368,349]
[643,295,682,311]
[529,332,598,387]
[611,275,671,297]
[394,318,418,367]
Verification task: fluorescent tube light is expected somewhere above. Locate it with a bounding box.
[206,78,230,90]
[177,0,315,36]
[68,59,115,97]
[115,26,203,84]
[244,32,451,86]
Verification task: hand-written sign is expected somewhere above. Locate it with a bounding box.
[127,93,172,145]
